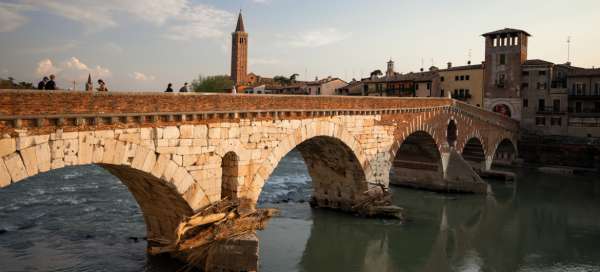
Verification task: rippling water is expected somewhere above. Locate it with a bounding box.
[1,151,600,271]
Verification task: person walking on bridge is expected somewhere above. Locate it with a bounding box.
[97,79,108,92]
[45,74,57,90]
[179,82,188,92]
[165,83,174,93]
[37,77,48,90]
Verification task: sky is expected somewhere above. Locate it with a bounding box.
[0,0,599,91]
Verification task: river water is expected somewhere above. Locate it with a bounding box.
[1,151,599,272]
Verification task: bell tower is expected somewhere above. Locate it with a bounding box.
[231,11,248,85]
[482,28,530,120]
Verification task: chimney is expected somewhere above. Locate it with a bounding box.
[447,62,452,69]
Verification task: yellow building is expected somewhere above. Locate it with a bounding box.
[438,63,484,107]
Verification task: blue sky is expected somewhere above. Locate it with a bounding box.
[0,0,599,90]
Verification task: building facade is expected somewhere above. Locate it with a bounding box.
[567,69,600,137]
[231,12,248,86]
[304,77,347,95]
[520,60,573,135]
[438,63,484,107]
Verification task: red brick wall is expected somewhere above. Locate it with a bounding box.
[0,90,453,116]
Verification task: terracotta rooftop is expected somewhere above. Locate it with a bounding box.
[523,59,554,66]
[568,68,600,77]
[482,28,531,37]
[439,64,484,72]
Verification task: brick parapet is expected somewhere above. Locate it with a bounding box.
[0,90,517,135]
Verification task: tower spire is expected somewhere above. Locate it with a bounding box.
[235,10,245,32]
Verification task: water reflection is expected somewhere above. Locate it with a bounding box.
[293,170,600,272]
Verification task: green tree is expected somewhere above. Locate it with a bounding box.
[370,70,383,78]
[289,73,299,83]
[191,75,234,93]
[273,75,291,85]
[0,77,34,89]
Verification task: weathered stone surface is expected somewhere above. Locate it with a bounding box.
[16,136,34,150]
[78,133,94,165]
[20,146,39,176]
[0,138,16,157]
[0,158,11,187]
[50,140,64,159]
[180,125,194,139]
[151,154,170,178]
[35,143,51,172]
[4,153,27,182]
[102,139,117,163]
[163,127,180,139]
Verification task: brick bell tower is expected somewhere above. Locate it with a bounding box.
[231,11,248,86]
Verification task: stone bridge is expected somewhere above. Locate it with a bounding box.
[0,90,518,251]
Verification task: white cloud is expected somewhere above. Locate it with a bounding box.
[0,3,31,32]
[21,40,79,54]
[20,0,233,41]
[131,72,156,81]
[36,57,111,85]
[287,28,351,48]
[36,59,60,76]
[164,4,234,41]
[103,42,124,54]
[24,0,117,30]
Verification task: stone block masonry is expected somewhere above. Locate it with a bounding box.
[0,90,518,254]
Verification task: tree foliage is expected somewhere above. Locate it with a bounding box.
[0,77,34,89]
[191,75,234,93]
[370,70,383,78]
[273,74,300,85]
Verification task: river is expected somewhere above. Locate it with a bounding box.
[1,151,599,271]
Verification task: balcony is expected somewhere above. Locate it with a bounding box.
[568,93,600,100]
[551,81,567,89]
[568,108,600,117]
[537,107,565,115]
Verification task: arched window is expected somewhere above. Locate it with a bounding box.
[221,152,239,200]
[447,120,457,147]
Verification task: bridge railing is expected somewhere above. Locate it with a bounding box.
[453,101,519,132]
[0,90,518,133]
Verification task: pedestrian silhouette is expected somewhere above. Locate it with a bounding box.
[37,77,49,90]
[179,82,189,92]
[97,79,108,92]
[165,83,174,93]
[45,74,57,90]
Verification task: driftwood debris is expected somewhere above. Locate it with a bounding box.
[353,184,406,220]
[148,199,278,270]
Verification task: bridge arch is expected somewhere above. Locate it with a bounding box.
[490,138,518,168]
[461,137,487,169]
[0,136,203,247]
[389,130,444,190]
[242,120,369,211]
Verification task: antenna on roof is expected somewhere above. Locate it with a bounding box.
[567,36,571,63]
[421,57,424,70]
[468,49,472,64]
